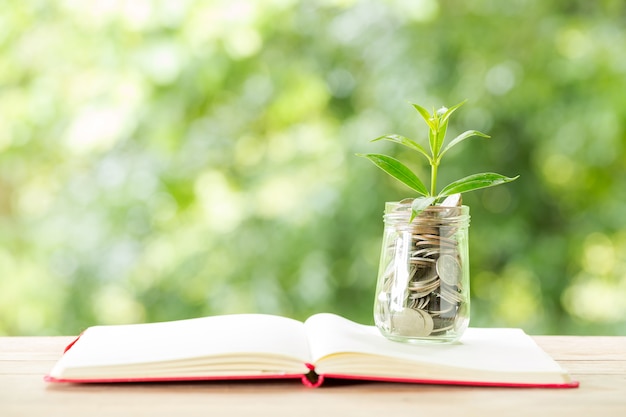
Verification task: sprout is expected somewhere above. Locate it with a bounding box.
[358,100,519,220]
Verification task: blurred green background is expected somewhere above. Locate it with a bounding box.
[1,0,625,336]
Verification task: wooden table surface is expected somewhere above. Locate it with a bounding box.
[1,336,625,416]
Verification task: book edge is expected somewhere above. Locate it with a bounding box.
[317,372,579,389]
[43,373,308,384]
[44,372,578,389]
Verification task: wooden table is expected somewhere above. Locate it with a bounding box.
[1,336,625,416]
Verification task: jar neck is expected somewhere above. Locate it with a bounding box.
[383,201,470,228]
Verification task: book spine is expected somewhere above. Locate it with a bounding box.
[300,363,324,388]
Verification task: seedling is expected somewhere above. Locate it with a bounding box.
[358,100,518,219]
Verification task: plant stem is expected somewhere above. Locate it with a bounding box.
[430,161,438,196]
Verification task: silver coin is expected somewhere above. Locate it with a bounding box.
[428,303,455,316]
[411,248,440,258]
[409,256,436,266]
[409,278,439,292]
[391,308,427,336]
[440,193,462,207]
[431,316,455,330]
[415,236,458,250]
[417,309,434,335]
[439,286,464,304]
[408,277,439,297]
[411,264,437,281]
[417,297,430,310]
[410,271,438,284]
[436,254,461,286]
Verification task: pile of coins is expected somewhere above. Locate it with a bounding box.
[377,199,467,338]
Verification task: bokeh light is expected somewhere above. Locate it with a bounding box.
[1,0,625,336]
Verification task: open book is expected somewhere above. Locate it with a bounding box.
[46,313,578,388]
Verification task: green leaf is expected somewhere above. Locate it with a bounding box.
[439,130,490,159]
[411,103,435,130]
[438,173,519,197]
[410,196,437,221]
[428,127,437,156]
[440,100,467,125]
[433,117,449,157]
[431,101,465,157]
[372,134,432,163]
[357,153,429,196]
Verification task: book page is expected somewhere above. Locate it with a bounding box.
[50,314,312,378]
[304,314,568,380]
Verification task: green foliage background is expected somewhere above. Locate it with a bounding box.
[1,0,625,335]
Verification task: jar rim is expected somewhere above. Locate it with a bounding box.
[383,201,470,226]
[384,200,470,210]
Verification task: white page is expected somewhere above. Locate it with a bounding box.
[304,313,566,375]
[51,314,312,375]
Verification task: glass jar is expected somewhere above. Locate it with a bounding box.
[374,201,470,343]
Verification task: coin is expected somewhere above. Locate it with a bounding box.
[417,309,434,335]
[409,256,436,266]
[379,202,468,340]
[441,193,462,207]
[428,303,455,316]
[431,316,455,331]
[436,254,461,286]
[439,286,464,304]
[410,280,436,292]
[408,278,439,297]
[417,297,430,309]
[412,264,437,280]
[408,296,431,310]
[391,308,427,336]
[428,292,455,312]
[411,248,440,258]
